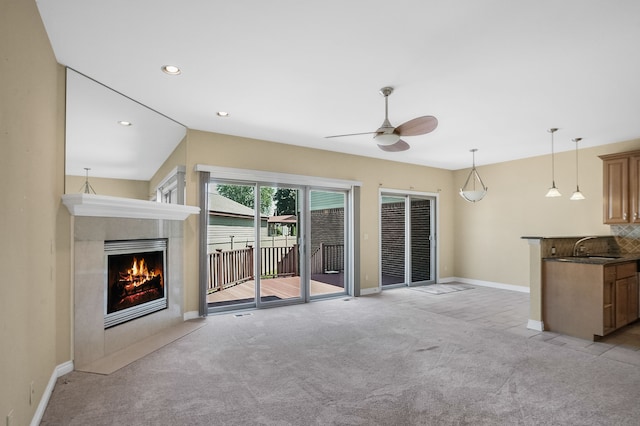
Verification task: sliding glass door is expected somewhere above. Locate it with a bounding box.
[410,197,432,285]
[205,182,259,308]
[380,192,436,288]
[380,196,406,287]
[309,190,347,298]
[204,176,351,313]
[258,185,303,305]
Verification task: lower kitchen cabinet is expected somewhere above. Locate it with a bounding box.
[615,262,639,328]
[603,278,615,335]
[543,260,639,340]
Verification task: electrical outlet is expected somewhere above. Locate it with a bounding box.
[6,410,14,426]
[30,381,34,406]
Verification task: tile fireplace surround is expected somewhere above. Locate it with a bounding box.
[63,194,199,370]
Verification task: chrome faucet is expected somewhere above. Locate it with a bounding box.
[573,236,598,256]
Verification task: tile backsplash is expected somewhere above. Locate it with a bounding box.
[541,236,618,258]
[540,227,640,258]
[611,225,640,253]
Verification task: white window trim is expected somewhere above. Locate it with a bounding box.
[195,164,361,189]
[154,165,186,204]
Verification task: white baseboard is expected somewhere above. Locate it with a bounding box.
[443,277,530,293]
[527,319,544,332]
[31,360,74,426]
[56,360,74,376]
[183,310,200,321]
[360,286,380,296]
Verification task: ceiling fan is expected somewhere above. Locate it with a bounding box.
[325,86,438,152]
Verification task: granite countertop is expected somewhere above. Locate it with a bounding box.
[521,235,612,240]
[544,253,640,265]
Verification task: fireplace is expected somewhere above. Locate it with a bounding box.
[104,239,168,328]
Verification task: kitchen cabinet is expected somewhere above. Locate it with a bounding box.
[600,150,640,224]
[603,267,616,335]
[614,261,639,327]
[543,260,638,340]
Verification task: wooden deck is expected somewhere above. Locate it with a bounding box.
[207,276,343,304]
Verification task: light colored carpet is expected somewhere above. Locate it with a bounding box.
[42,287,640,425]
[75,319,207,375]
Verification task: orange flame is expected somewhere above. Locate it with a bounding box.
[126,257,157,287]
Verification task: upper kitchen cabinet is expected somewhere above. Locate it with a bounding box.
[600,150,640,224]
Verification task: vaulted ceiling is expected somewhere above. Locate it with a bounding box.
[37,0,640,179]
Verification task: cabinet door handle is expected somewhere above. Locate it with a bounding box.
[624,212,627,220]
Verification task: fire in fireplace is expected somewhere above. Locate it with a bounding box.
[104,239,168,328]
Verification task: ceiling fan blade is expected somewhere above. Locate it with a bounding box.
[378,139,410,152]
[325,131,377,139]
[396,116,438,137]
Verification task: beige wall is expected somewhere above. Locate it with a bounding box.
[0,0,67,423]
[453,138,640,289]
[149,135,187,194]
[180,130,456,313]
[65,175,150,200]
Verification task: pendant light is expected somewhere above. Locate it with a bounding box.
[545,128,561,197]
[80,167,96,194]
[570,137,585,200]
[459,149,488,202]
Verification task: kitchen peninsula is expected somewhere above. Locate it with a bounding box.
[539,235,640,340]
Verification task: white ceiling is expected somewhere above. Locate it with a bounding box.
[37,0,640,180]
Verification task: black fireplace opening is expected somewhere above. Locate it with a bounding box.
[107,251,164,313]
[104,239,168,328]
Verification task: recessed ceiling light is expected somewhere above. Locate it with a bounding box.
[118,120,132,126]
[161,65,181,75]
[216,111,230,117]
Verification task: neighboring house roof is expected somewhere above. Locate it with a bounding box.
[208,192,267,219]
[310,192,345,211]
[268,215,297,224]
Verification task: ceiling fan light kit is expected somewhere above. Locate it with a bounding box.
[325,86,438,152]
[459,149,488,203]
[374,132,400,146]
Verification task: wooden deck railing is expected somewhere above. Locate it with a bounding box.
[208,247,254,293]
[261,245,298,278]
[208,245,300,292]
[310,243,344,274]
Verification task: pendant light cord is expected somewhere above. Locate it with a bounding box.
[550,130,556,185]
[574,140,578,186]
[573,137,582,190]
[471,149,476,190]
[548,128,559,188]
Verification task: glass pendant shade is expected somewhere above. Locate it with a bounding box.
[459,149,488,203]
[545,128,561,197]
[570,137,585,201]
[570,188,585,200]
[545,185,561,197]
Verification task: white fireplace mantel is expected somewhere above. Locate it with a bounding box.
[62,193,200,220]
